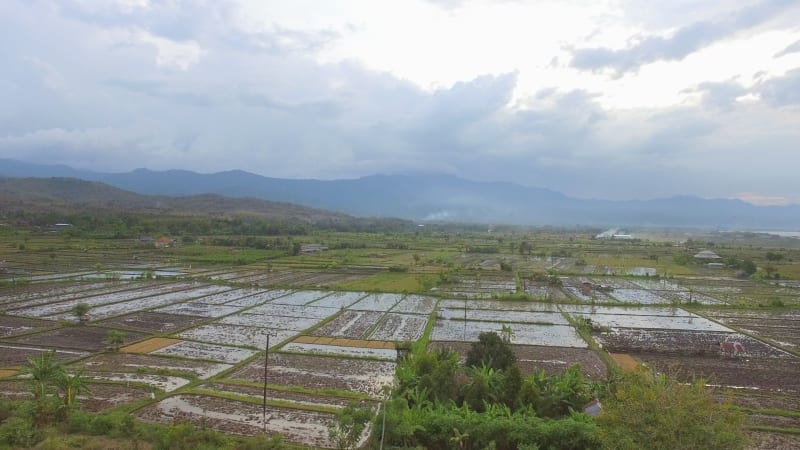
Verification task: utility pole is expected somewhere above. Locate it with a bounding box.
[262,330,277,433]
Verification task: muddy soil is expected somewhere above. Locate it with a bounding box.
[229,353,395,398]
[98,311,208,333]
[596,329,788,357]
[11,326,147,351]
[632,352,800,393]
[0,315,59,338]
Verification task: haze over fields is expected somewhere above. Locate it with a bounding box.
[2,1,800,207]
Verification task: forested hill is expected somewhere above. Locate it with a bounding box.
[0,177,412,233]
[3,159,800,228]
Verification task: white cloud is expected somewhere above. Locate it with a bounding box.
[0,0,798,202]
[131,29,204,70]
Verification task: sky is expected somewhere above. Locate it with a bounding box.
[1,0,799,204]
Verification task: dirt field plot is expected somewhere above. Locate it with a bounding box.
[437,308,568,325]
[153,340,257,364]
[429,342,606,379]
[246,303,337,319]
[225,289,292,307]
[74,353,232,379]
[523,284,559,298]
[0,344,88,366]
[83,371,191,392]
[219,313,322,331]
[0,379,151,412]
[587,278,641,289]
[444,278,517,294]
[390,295,437,315]
[178,324,296,349]
[311,310,384,338]
[0,282,131,309]
[717,389,800,413]
[137,394,339,446]
[200,382,360,409]
[9,282,202,317]
[270,290,330,306]
[629,279,684,291]
[190,288,261,305]
[77,382,153,412]
[0,315,59,337]
[0,281,111,304]
[431,320,587,348]
[560,304,694,316]
[229,353,395,398]
[563,286,614,302]
[606,289,669,304]
[570,311,731,332]
[350,293,403,311]
[632,352,800,394]
[701,310,800,351]
[281,342,397,360]
[368,313,428,341]
[308,291,367,309]
[439,299,562,313]
[121,337,182,353]
[11,326,147,352]
[46,284,234,321]
[98,311,208,333]
[595,329,789,357]
[748,431,800,450]
[154,301,242,318]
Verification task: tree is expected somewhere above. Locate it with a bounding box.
[597,369,747,450]
[106,330,126,351]
[328,402,373,450]
[765,252,784,262]
[56,369,90,409]
[72,303,91,324]
[465,332,516,371]
[741,259,757,276]
[22,351,65,400]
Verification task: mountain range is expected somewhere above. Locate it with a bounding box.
[1,158,798,229]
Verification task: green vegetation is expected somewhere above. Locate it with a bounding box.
[374,332,747,449]
[598,370,747,450]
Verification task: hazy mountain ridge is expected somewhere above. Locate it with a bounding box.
[0,176,355,224]
[2,159,799,228]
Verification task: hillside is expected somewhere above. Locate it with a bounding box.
[0,177,357,224]
[2,159,800,228]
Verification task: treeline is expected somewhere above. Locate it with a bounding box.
[4,211,414,237]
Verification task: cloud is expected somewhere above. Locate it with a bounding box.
[775,39,800,57]
[690,81,748,110]
[758,69,800,106]
[570,0,795,73]
[0,0,798,203]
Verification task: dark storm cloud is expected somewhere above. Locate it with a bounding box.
[571,0,795,73]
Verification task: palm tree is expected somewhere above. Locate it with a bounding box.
[22,351,65,400]
[57,369,91,409]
